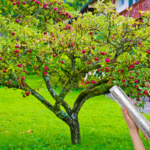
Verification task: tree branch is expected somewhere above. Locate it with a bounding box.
[0,80,54,111]
[61,67,73,79]
[53,79,74,112]
[22,83,54,110]
[72,83,114,115]
[76,61,102,78]
[24,83,74,122]
[43,74,73,115]
[43,75,58,100]
[72,78,111,115]
[61,100,72,115]
[36,56,72,115]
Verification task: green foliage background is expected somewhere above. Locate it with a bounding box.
[70,0,89,11]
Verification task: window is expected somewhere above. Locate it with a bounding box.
[129,0,133,6]
[129,0,139,6]
[134,0,139,3]
[119,0,125,7]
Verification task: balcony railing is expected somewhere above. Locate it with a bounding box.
[119,0,150,20]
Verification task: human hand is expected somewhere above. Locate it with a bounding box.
[121,107,139,132]
[121,107,150,140]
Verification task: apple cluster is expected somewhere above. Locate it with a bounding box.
[0,0,149,105]
[10,0,71,28]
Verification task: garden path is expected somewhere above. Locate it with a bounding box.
[105,93,150,116]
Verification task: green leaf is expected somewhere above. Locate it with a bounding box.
[142,104,144,110]
[140,74,143,77]
[124,70,128,74]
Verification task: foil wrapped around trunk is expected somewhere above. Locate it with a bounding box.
[110,85,150,139]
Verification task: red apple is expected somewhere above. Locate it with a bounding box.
[101,51,105,55]
[16,20,19,23]
[129,64,134,69]
[66,12,69,15]
[122,79,126,82]
[22,76,25,80]
[71,43,74,46]
[18,64,22,67]
[105,58,110,63]
[134,85,137,88]
[28,50,32,53]
[138,41,142,45]
[43,71,47,75]
[94,57,98,61]
[12,32,15,36]
[82,50,86,53]
[3,70,6,73]
[111,35,114,39]
[44,67,49,70]
[54,7,57,11]
[144,91,148,95]
[22,1,26,5]
[129,39,132,42]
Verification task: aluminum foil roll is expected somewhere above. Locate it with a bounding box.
[110,85,150,139]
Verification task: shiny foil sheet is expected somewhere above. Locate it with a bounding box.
[110,85,150,139]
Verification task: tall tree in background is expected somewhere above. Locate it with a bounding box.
[65,0,89,11]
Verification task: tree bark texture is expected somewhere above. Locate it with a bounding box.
[73,82,78,90]
[69,120,81,144]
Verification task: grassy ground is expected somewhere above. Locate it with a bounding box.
[0,75,150,150]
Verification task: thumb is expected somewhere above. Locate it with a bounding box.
[122,107,128,115]
[122,107,128,118]
[122,107,133,121]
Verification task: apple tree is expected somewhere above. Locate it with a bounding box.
[0,0,150,144]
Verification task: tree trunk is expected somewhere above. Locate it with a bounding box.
[69,120,81,144]
[57,111,81,144]
[71,55,78,90]
[73,82,78,90]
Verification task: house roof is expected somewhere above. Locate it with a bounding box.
[68,0,111,24]
[79,0,97,14]
[79,0,111,14]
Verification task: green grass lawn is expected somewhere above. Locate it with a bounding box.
[0,75,150,150]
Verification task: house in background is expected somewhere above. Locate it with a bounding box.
[80,0,150,22]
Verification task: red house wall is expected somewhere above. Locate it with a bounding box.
[119,0,150,20]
